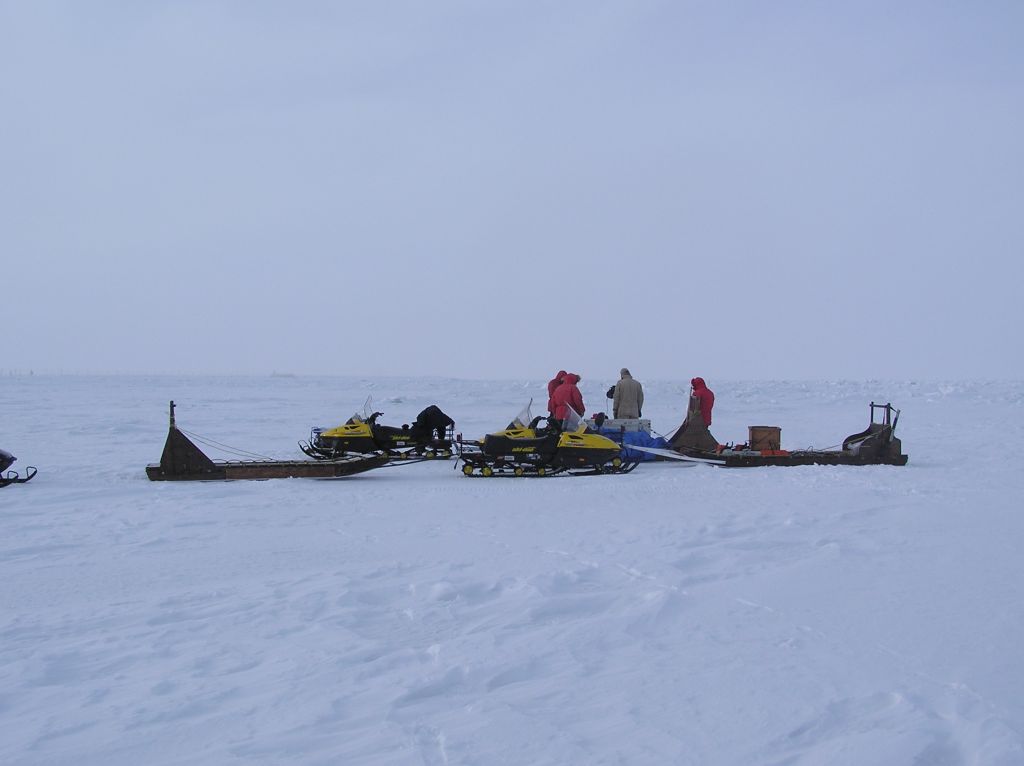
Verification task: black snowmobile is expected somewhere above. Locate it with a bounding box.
[0,448,36,487]
[300,399,455,460]
[457,401,640,477]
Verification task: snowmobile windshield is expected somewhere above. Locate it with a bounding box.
[349,395,375,424]
[563,405,585,434]
[509,399,534,429]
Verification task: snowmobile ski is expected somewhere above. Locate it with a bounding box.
[0,449,35,487]
[0,466,37,487]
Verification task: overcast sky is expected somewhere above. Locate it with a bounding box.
[2,1,1021,380]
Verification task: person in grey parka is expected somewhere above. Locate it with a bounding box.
[613,368,644,419]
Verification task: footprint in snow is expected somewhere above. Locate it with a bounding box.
[392,666,467,708]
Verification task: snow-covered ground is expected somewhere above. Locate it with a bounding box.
[1,375,1022,765]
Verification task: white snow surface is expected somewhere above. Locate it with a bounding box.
[2,375,1023,765]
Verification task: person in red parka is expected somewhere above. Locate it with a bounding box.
[552,373,585,427]
[547,370,567,416]
[691,377,715,426]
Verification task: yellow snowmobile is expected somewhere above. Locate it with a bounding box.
[457,401,639,477]
[300,398,454,461]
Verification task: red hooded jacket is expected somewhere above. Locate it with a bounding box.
[552,374,584,420]
[547,370,567,413]
[691,377,714,426]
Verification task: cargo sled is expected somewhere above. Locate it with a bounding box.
[659,400,908,467]
[146,402,388,481]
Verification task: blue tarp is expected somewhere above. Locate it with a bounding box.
[595,428,667,461]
